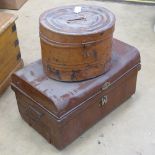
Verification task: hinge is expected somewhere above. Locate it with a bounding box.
[12,24,16,32]
[102,82,111,91]
[16,52,21,60]
[14,39,19,47]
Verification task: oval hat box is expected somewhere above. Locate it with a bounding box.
[39,5,115,81]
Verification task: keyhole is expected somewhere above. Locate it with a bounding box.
[99,96,108,107]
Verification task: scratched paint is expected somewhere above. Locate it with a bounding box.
[15,39,140,114]
[43,5,115,35]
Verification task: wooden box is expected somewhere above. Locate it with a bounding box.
[11,39,141,149]
[0,13,23,95]
[40,5,115,81]
[0,0,28,10]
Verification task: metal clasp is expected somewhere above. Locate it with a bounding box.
[102,82,110,91]
[99,96,108,107]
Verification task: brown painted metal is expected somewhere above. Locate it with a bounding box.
[0,13,23,95]
[11,39,141,150]
[39,5,115,81]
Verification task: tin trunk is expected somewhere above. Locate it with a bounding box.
[11,39,141,149]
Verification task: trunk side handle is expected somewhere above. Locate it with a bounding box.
[25,105,44,123]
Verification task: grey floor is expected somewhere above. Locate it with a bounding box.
[0,0,155,155]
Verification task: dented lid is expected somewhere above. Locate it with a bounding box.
[0,12,17,35]
[39,5,115,43]
[40,5,115,35]
[11,39,140,120]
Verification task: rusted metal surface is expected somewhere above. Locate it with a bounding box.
[11,39,140,117]
[11,39,141,149]
[40,5,115,35]
[39,5,116,81]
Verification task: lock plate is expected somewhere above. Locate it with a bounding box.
[99,95,108,107]
[102,82,110,91]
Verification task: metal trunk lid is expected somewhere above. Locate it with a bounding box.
[11,39,141,119]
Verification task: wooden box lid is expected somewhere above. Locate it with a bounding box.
[0,12,17,34]
[0,0,28,10]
